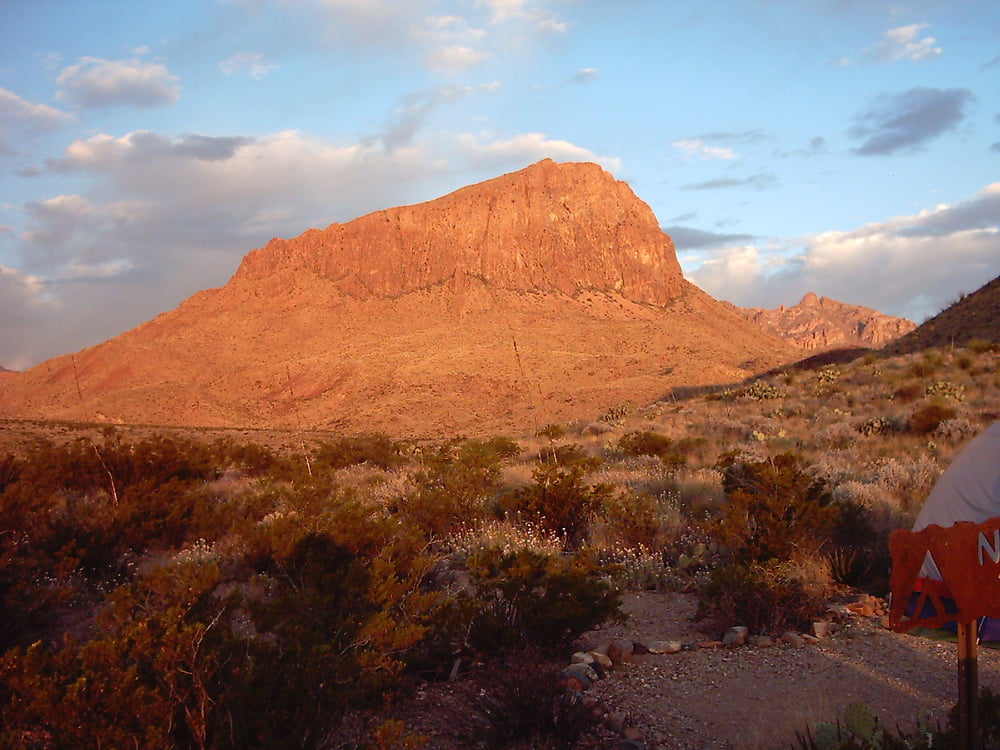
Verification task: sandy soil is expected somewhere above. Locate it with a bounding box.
[577,591,1000,749]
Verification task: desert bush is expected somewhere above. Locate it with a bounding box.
[741,380,785,400]
[711,454,837,565]
[465,546,622,653]
[498,464,613,546]
[617,430,687,469]
[312,433,408,471]
[892,382,924,403]
[697,559,829,633]
[452,650,595,750]
[907,403,958,435]
[935,417,978,442]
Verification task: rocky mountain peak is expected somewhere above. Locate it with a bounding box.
[231,159,684,306]
[733,294,916,350]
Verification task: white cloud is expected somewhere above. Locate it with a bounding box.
[479,0,566,32]
[219,52,280,79]
[681,184,1000,322]
[455,132,621,172]
[426,45,490,72]
[0,87,70,127]
[574,67,598,84]
[55,57,180,109]
[866,23,942,63]
[672,138,737,160]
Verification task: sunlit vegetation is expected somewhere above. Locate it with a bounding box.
[0,342,998,748]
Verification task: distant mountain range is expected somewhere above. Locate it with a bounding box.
[730,293,916,351]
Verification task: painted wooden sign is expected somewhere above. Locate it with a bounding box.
[889,517,1000,633]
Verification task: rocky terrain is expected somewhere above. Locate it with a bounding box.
[733,292,916,351]
[0,160,798,436]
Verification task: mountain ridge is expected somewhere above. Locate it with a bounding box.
[732,293,916,350]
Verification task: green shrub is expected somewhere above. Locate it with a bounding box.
[465,547,622,653]
[712,454,836,565]
[499,465,612,546]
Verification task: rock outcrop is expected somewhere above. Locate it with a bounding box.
[733,292,916,351]
[232,158,684,306]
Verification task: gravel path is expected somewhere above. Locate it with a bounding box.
[578,591,1000,749]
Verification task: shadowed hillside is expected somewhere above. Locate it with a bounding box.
[881,274,1000,356]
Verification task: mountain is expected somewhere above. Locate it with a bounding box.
[881,274,1000,356]
[731,293,916,351]
[0,159,799,436]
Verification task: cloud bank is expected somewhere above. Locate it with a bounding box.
[681,183,1000,322]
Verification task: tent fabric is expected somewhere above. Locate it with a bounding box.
[913,421,1000,532]
[907,421,1000,640]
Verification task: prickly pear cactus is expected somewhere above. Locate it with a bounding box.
[844,702,880,745]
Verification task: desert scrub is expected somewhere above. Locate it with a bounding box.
[711,453,837,565]
[498,464,613,547]
[697,558,830,634]
[741,379,785,401]
[464,546,622,653]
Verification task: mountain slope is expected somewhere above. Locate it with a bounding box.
[0,160,799,436]
[881,274,1000,355]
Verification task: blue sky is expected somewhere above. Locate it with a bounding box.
[1,0,998,370]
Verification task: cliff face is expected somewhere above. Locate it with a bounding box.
[734,292,916,350]
[231,159,684,306]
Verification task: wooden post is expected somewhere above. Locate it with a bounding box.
[958,620,979,750]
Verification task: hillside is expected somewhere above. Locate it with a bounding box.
[0,160,799,436]
[733,292,915,350]
[881,274,1000,356]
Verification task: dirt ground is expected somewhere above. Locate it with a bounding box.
[576,591,1000,749]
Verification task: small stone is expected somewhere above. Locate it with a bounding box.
[748,635,773,647]
[697,640,723,649]
[572,651,594,665]
[564,662,599,684]
[812,621,831,639]
[723,626,749,646]
[607,640,635,665]
[780,631,805,647]
[562,675,587,692]
[802,634,821,645]
[631,641,650,655]
[647,640,683,654]
[589,651,613,668]
[623,726,644,741]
